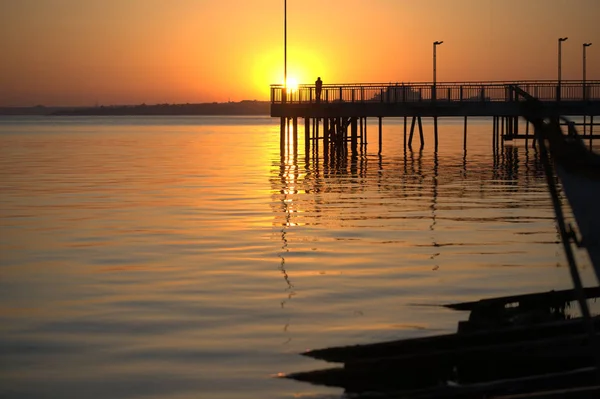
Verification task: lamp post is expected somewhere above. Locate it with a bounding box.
[558,37,568,101]
[283,0,287,103]
[433,41,443,101]
[583,43,592,101]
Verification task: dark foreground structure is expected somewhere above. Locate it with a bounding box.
[271,80,600,153]
[279,85,600,398]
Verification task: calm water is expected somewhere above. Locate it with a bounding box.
[1,116,596,399]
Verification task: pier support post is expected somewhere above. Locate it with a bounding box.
[280,117,286,153]
[364,117,368,146]
[408,116,416,150]
[418,116,425,149]
[403,116,407,152]
[463,116,468,151]
[315,118,320,155]
[323,118,329,148]
[433,116,439,151]
[293,117,298,154]
[492,116,496,149]
[378,117,383,154]
[351,117,358,154]
[359,117,364,146]
[305,117,310,154]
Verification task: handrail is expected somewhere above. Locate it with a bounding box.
[271,80,598,88]
[270,80,600,104]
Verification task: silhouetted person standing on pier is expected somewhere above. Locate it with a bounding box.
[315,77,323,103]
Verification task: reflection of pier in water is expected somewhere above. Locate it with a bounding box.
[273,129,546,209]
[270,125,567,353]
[271,128,554,304]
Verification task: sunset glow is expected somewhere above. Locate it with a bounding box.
[285,77,299,92]
[0,0,599,106]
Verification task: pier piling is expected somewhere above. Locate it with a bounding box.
[434,116,439,151]
[408,116,416,149]
[463,116,468,150]
[378,117,383,153]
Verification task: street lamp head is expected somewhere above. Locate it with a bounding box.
[434,41,443,45]
[559,37,568,42]
[584,43,592,47]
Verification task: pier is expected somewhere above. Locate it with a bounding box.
[271,80,600,152]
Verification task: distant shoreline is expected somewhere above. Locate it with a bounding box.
[0,100,271,116]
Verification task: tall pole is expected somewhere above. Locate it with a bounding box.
[284,0,287,86]
[433,41,443,101]
[558,37,568,101]
[583,43,592,101]
[433,43,436,88]
[283,0,287,103]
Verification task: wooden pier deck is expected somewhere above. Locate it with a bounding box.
[271,80,600,152]
[271,80,600,117]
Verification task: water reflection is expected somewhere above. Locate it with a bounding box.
[270,126,567,311]
[274,144,548,213]
[271,126,594,399]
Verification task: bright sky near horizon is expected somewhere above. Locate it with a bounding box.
[1,0,599,106]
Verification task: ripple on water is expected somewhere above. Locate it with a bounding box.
[1,116,595,399]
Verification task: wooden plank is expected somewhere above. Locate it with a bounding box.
[445,286,600,311]
[303,316,600,363]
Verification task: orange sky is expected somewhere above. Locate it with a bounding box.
[1,0,599,106]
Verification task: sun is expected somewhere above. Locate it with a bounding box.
[286,77,299,92]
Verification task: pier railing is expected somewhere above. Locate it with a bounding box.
[271,81,600,104]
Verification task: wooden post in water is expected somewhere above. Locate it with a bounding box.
[408,116,416,149]
[497,116,501,148]
[492,116,496,149]
[364,116,368,147]
[434,116,439,151]
[293,117,298,154]
[304,117,310,154]
[315,118,320,155]
[417,116,425,149]
[403,116,407,152]
[463,116,468,151]
[280,117,286,153]
[359,117,364,147]
[525,120,529,148]
[378,117,383,153]
[323,118,329,148]
[351,117,358,154]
